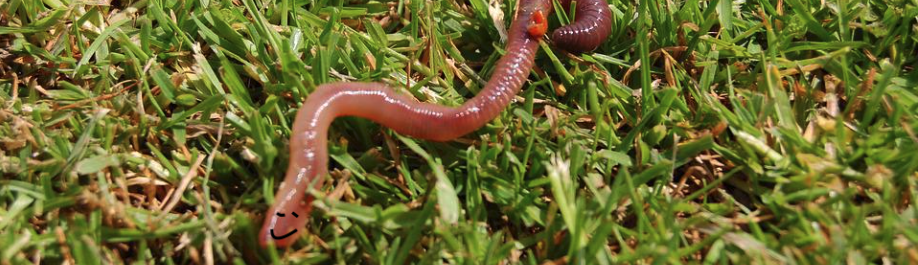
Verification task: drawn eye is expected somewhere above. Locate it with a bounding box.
[275,212,299,217]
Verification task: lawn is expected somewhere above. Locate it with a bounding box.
[1,0,917,263]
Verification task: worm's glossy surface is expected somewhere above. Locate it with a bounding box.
[551,0,612,53]
[259,0,553,247]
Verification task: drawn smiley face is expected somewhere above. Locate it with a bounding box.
[269,212,300,240]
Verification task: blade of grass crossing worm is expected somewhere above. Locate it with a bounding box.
[551,0,571,24]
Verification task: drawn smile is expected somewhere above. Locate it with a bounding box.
[269,212,300,240]
[270,228,297,240]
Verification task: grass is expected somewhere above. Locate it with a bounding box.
[1,0,917,263]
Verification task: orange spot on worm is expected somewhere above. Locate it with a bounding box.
[527,10,548,37]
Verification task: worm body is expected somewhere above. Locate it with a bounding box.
[259,0,553,247]
[260,0,612,247]
[551,0,613,53]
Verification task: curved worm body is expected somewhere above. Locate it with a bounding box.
[259,0,552,247]
[259,0,611,247]
[551,0,613,53]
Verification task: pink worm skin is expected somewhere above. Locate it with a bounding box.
[552,0,613,53]
[259,0,610,247]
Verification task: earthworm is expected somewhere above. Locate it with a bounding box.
[551,0,613,53]
[259,0,611,247]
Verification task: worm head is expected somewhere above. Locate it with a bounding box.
[527,10,548,37]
